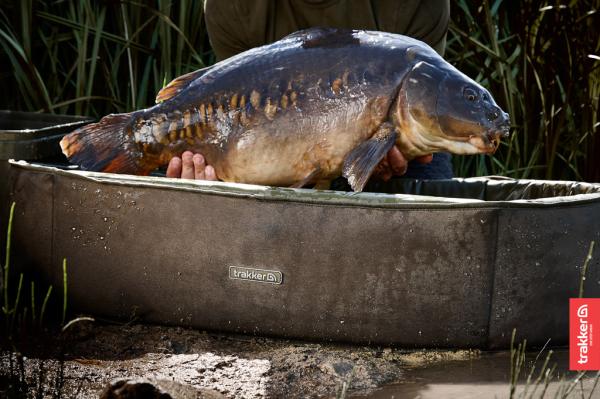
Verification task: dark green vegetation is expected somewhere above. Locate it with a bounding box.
[0,0,598,181]
[448,0,599,181]
[1,202,68,339]
[0,202,79,398]
[0,203,51,396]
[0,0,212,114]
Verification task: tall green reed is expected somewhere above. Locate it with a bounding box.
[447,0,599,181]
[0,0,212,116]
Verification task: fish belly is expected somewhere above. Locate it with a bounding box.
[213,99,378,186]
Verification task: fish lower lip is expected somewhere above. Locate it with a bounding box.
[486,132,502,152]
[491,137,500,151]
[467,135,499,154]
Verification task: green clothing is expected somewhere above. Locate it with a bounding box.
[204,0,450,61]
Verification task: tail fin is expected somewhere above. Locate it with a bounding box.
[60,113,149,175]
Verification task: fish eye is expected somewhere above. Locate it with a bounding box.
[464,87,478,102]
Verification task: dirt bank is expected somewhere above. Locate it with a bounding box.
[0,321,478,398]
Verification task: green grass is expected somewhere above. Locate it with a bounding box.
[0,0,597,181]
[0,202,90,398]
[579,241,595,298]
[508,330,600,399]
[1,202,74,337]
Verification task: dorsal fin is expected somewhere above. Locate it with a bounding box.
[283,27,360,49]
[155,66,212,103]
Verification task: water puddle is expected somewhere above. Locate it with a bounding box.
[358,350,599,398]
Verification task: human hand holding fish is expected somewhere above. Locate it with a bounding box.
[166,151,218,180]
[165,148,433,182]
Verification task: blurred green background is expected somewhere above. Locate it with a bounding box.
[0,0,598,181]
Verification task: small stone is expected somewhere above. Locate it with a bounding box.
[99,377,225,399]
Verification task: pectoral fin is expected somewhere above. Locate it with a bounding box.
[313,180,332,190]
[290,166,322,188]
[342,123,397,192]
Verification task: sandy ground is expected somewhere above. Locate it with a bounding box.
[0,321,478,398]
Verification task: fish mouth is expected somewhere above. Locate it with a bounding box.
[488,125,511,152]
[486,131,502,153]
[468,125,510,154]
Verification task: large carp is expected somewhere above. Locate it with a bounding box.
[60,28,510,192]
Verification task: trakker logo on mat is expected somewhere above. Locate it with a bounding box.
[229,266,283,285]
[570,298,600,370]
